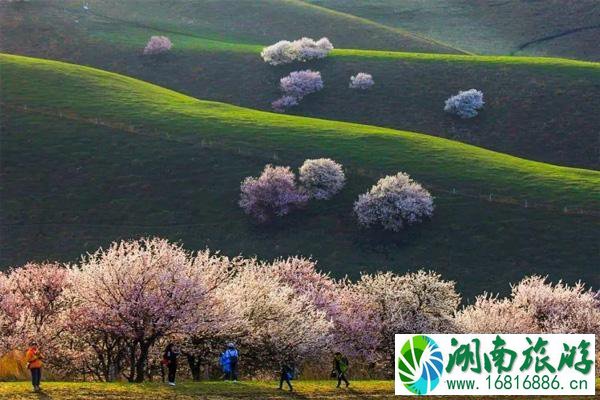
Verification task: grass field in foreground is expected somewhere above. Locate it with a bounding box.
[2,1,599,168]
[1,53,599,297]
[0,380,598,399]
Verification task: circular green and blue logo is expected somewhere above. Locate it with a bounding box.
[397,335,444,395]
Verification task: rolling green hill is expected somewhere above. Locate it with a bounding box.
[2,0,598,169]
[304,0,600,61]
[1,54,598,298]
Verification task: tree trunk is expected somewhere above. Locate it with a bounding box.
[187,354,201,381]
[134,342,151,383]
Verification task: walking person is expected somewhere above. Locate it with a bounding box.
[162,343,179,386]
[24,341,44,392]
[333,352,350,388]
[224,343,239,382]
[278,360,295,391]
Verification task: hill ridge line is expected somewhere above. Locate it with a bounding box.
[3,101,598,218]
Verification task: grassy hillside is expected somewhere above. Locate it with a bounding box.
[304,0,600,61]
[1,380,599,399]
[1,1,599,169]
[1,54,599,298]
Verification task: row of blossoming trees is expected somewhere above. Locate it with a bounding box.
[1,237,599,382]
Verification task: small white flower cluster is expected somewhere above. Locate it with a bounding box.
[261,37,334,66]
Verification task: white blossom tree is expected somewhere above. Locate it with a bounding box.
[299,158,345,200]
[349,73,374,90]
[444,89,484,118]
[354,172,434,231]
[261,37,333,65]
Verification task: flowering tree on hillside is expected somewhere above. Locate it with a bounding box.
[273,70,324,112]
[444,89,484,118]
[261,37,334,65]
[239,165,308,223]
[299,158,345,200]
[280,70,324,99]
[354,172,434,231]
[271,95,299,112]
[349,73,374,90]
[68,238,213,382]
[143,36,173,55]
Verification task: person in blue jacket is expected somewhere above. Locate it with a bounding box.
[219,351,231,380]
[223,343,239,381]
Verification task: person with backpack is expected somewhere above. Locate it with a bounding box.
[333,352,350,388]
[24,341,44,392]
[224,343,239,381]
[278,360,295,391]
[162,343,179,386]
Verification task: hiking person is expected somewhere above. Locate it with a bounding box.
[24,341,44,392]
[223,343,239,381]
[162,343,179,386]
[332,352,350,388]
[278,360,295,391]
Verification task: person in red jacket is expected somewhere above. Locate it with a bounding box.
[24,341,44,392]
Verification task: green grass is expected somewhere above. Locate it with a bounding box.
[1,53,599,298]
[2,0,599,169]
[303,0,600,61]
[0,380,598,399]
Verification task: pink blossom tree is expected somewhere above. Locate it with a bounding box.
[279,70,323,99]
[0,262,73,370]
[143,36,172,55]
[68,238,213,382]
[239,164,308,223]
[261,37,333,66]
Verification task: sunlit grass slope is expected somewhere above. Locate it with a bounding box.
[2,0,598,169]
[1,53,599,298]
[2,54,597,206]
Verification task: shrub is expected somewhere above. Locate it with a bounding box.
[444,89,484,118]
[353,172,434,231]
[271,95,299,112]
[279,70,323,99]
[299,158,345,200]
[261,37,334,65]
[239,165,308,223]
[143,36,173,55]
[349,73,374,90]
